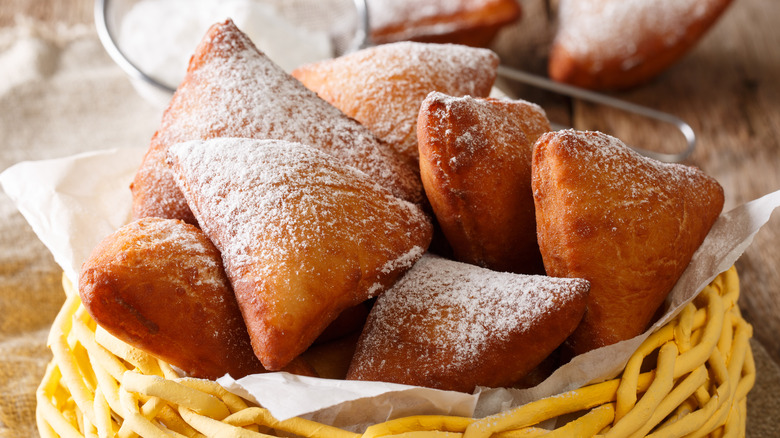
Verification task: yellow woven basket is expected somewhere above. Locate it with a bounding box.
[36,266,754,438]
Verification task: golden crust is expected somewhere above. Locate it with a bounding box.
[418,93,550,274]
[78,218,265,380]
[99,12,730,389]
[167,138,433,370]
[532,130,724,354]
[346,255,589,392]
[292,42,498,168]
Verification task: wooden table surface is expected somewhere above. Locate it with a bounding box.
[1,0,778,428]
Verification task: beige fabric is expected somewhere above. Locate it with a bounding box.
[0,18,160,437]
[0,15,779,438]
[749,340,780,437]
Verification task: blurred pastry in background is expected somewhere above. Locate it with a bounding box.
[548,0,734,90]
[368,0,522,47]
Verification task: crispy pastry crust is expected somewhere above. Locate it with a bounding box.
[292,42,499,169]
[167,138,433,370]
[347,255,589,392]
[131,19,422,225]
[368,0,521,47]
[78,217,315,379]
[418,93,551,274]
[532,130,724,354]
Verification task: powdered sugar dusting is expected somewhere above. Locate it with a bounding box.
[293,41,498,165]
[556,0,712,70]
[122,218,227,292]
[358,254,588,373]
[423,91,548,176]
[536,130,712,217]
[166,137,431,299]
[369,0,488,31]
[140,19,422,223]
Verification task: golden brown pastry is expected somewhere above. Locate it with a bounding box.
[532,130,724,355]
[346,254,590,393]
[302,333,361,380]
[368,0,522,47]
[292,42,499,168]
[78,217,314,380]
[131,19,422,225]
[314,302,372,345]
[167,137,433,371]
[418,92,551,274]
[548,0,734,90]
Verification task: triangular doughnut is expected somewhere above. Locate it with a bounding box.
[78,217,314,379]
[292,41,499,167]
[417,92,551,274]
[167,137,433,370]
[131,19,422,225]
[532,130,724,355]
[346,254,589,392]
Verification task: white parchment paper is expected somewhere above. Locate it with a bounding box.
[1,147,779,429]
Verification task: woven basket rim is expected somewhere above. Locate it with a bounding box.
[36,266,754,438]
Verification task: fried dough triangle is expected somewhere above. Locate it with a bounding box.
[167,138,433,370]
[292,41,499,167]
[347,254,590,393]
[532,130,724,355]
[78,217,315,379]
[131,19,422,225]
[418,92,551,274]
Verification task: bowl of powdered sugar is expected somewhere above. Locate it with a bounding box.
[95,0,368,106]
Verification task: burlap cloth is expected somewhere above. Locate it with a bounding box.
[0,17,778,438]
[0,18,160,437]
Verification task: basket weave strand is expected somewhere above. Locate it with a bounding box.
[36,267,754,437]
